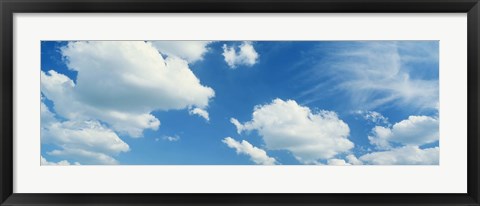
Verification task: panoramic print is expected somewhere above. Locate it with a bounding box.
[40,41,439,165]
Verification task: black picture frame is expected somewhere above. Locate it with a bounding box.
[1,0,479,205]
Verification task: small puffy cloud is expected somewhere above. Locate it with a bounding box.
[189,108,210,121]
[222,137,276,165]
[41,101,129,165]
[150,41,212,63]
[368,115,438,149]
[41,156,80,166]
[42,41,215,137]
[356,110,389,125]
[163,135,180,142]
[359,146,439,165]
[222,41,259,68]
[327,159,351,166]
[231,98,353,163]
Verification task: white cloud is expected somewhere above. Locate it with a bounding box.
[41,156,80,166]
[230,118,244,134]
[368,115,438,149]
[42,41,215,137]
[163,135,180,142]
[222,41,259,68]
[304,42,438,110]
[346,154,363,165]
[150,41,212,63]
[325,154,363,166]
[231,98,353,163]
[356,110,389,125]
[189,107,210,121]
[48,148,120,165]
[41,101,129,165]
[327,159,351,166]
[42,120,130,156]
[362,114,439,165]
[368,126,394,150]
[359,146,439,165]
[40,99,56,125]
[222,137,276,165]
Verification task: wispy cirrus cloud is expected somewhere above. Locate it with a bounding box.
[298,41,439,111]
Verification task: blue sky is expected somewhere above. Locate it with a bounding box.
[40,41,439,165]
